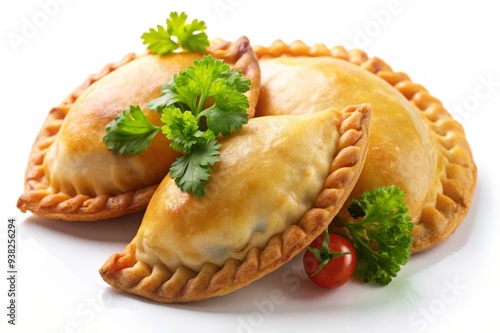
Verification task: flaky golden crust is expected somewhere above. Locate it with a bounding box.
[17,37,261,221]
[253,40,477,252]
[17,53,146,221]
[99,104,371,302]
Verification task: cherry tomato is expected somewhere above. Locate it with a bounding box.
[303,229,357,289]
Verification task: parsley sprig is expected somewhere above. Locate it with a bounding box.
[103,55,250,197]
[339,185,413,285]
[141,12,209,55]
[103,105,161,155]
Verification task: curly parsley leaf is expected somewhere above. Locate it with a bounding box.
[141,12,209,55]
[103,105,161,155]
[342,185,413,286]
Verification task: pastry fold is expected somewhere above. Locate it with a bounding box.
[17,37,261,221]
[100,104,371,302]
[254,40,477,252]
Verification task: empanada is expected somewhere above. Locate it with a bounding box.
[254,40,477,252]
[17,37,261,221]
[100,104,371,302]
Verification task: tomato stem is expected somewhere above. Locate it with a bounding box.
[307,228,350,276]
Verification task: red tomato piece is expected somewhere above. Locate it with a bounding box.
[303,230,357,289]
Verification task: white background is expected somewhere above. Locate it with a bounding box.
[1,0,499,332]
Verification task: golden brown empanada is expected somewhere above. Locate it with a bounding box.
[254,40,477,252]
[17,37,261,221]
[100,104,371,302]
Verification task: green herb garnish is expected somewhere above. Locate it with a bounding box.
[340,185,413,285]
[141,11,209,55]
[103,55,250,197]
[103,105,161,155]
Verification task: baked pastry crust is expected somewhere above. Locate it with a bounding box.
[100,104,371,302]
[17,37,261,221]
[253,40,477,252]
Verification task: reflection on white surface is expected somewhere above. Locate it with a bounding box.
[10,177,485,333]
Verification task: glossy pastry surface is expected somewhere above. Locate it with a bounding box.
[100,104,371,302]
[254,41,477,252]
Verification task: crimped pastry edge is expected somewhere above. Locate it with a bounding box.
[253,40,477,253]
[16,37,261,221]
[99,103,371,303]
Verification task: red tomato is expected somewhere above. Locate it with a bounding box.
[303,231,357,289]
